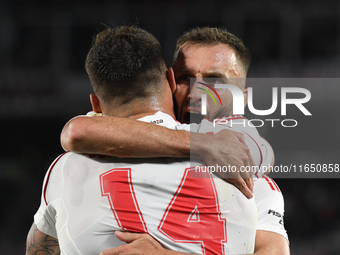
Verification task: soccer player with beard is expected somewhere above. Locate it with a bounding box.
[60,27,289,255]
[26,26,263,255]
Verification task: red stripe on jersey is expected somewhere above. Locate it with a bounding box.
[43,152,69,205]
[271,179,281,192]
[264,177,275,191]
[263,175,280,192]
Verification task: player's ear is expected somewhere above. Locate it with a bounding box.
[243,88,248,108]
[167,67,176,94]
[90,93,102,113]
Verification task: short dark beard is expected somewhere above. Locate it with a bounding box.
[213,103,233,119]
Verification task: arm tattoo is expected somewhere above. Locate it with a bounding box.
[26,223,60,255]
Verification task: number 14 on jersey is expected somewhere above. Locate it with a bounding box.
[100,167,227,255]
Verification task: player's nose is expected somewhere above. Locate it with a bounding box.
[190,79,204,103]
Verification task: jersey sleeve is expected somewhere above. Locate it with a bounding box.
[253,137,273,178]
[197,117,274,179]
[34,152,68,238]
[254,176,288,241]
[196,118,263,173]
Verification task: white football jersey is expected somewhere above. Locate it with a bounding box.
[195,115,273,178]
[35,111,257,255]
[177,115,288,240]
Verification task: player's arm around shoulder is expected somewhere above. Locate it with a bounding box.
[60,115,191,158]
[26,223,60,255]
[61,114,255,198]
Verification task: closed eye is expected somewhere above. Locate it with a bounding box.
[204,77,226,85]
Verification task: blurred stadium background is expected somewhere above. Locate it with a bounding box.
[1,0,340,254]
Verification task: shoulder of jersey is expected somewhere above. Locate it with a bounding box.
[255,175,281,193]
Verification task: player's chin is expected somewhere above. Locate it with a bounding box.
[181,112,204,124]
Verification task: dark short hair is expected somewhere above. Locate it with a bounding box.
[173,27,251,73]
[85,26,166,104]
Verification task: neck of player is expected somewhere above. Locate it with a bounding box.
[105,95,176,120]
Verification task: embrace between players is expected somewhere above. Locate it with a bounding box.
[26,25,290,255]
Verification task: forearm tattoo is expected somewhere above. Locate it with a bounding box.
[26,224,60,255]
